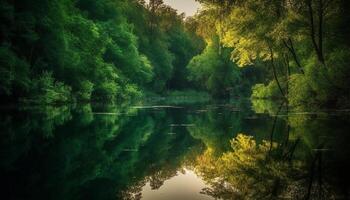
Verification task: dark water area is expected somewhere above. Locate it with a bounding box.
[1,99,350,200]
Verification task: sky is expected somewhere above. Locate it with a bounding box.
[146,0,202,16]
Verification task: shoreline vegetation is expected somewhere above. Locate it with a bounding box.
[1,0,350,110]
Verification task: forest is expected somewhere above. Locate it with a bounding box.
[1,1,350,199]
[0,0,349,108]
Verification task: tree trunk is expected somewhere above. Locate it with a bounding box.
[307,0,325,64]
[269,102,284,153]
[283,38,305,74]
[284,54,291,97]
[269,46,287,101]
[318,0,325,63]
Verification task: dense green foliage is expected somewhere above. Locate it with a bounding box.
[0,0,203,103]
[1,0,349,109]
[197,0,350,109]
[187,37,240,97]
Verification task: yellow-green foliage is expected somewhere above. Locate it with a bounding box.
[251,81,279,99]
[187,37,241,97]
[251,99,280,114]
[195,133,302,199]
[198,0,350,108]
[289,49,350,108]
[288,74,316,108]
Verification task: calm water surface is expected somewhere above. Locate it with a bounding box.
[1,99,350,199]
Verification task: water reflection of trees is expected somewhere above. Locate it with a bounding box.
[192,100,350,200]
[195,134,305,199]
[0,104,203,200]
[1,101,350,200]
[195,132,350,199]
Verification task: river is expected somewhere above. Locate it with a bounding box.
[1,99,349,199]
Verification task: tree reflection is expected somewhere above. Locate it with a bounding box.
[1,101,350,200]
[192,99,350,200]
[0,103,206,200]
[195,133,307,199]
